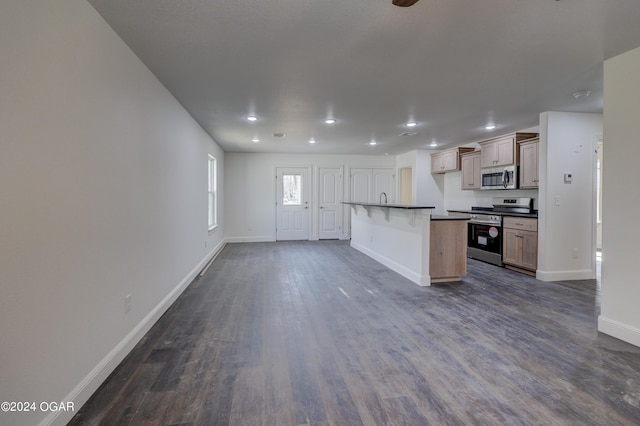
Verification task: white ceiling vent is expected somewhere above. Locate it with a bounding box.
[273,132,286,138]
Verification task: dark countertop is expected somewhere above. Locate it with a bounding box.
[343,202,435,210]
[447,208,538,219]
[431,214,469,221]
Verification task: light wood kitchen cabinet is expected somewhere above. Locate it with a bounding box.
[460,150,481,190]
[479,132,538,168]
[431,147,475,174]
[502,216,538,275]
[519,137,539,189]
[430,217,468,282]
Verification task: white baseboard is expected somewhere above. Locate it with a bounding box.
[225,236,274,243]
[598,316,640,348]
[41,240,226,426]
[350,241,430,286]
[536,268,595,282]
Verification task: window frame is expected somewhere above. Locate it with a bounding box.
[208,155,218,232]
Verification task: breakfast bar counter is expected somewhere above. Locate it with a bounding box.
[343,203,468,286]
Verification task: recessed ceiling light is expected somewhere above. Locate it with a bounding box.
[325,118,336,124]
[485,124,496,130]
[309,138,316,144]
[406,121,417,127]
[252,138,260,143]
[430,141,438,147]
[400,131,418,137]
[247,115,258,121]
[369,141,377,146]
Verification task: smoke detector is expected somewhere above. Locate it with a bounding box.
[573,90,591,100]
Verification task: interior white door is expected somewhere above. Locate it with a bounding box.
[350,168,372,202]
[373,168,396,203]
[319,167,343,239]
[276,167,310,241]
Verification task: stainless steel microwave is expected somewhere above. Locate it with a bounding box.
[481,165,517,190]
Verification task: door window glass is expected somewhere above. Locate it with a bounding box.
[283,174,302,205]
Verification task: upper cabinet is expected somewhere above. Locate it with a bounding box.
[479,132,538,168]
[460,150,481,190]
[431,147,475,174]
[519,137,540,189]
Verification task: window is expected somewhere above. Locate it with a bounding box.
[596,142,603,225]
[208,155,217,230]
[282,174,302,205]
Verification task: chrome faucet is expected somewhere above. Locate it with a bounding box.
[380,192,388,204]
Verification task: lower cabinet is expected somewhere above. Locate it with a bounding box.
[430,218,467,282]
[502,216,538,275]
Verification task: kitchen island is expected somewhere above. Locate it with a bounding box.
[344,202,468,286]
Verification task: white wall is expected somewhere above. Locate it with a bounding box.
[225,153,395,241]
[395,150,444,212]
[0,1,225,425]
[537,112,602,281]
[443,170,539,211]
[599,46,640,347]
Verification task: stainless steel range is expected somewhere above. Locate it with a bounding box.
[467,197,533,266]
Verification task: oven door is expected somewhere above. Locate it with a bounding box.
[468,222,502,254]
[468,221,503,266]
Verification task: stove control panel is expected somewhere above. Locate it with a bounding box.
[469,213,502,226]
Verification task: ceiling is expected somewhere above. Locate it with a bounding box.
[87,0,640,155]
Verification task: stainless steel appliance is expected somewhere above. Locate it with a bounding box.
[481,165,517,190]
[492,197,533,214]
[467,197,533,266]
[468,212,503,266]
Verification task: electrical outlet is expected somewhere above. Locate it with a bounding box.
[124,294,132,314]
[555,196,561,206]
[572,248,579,259]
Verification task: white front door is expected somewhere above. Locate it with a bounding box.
[318,167,343,239]
[276,167,310,241]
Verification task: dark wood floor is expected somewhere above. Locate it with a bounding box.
[70,241,640,426]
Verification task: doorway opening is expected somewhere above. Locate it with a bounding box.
[399,167,413,204]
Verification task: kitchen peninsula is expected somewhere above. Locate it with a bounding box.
[344,202,468,286]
